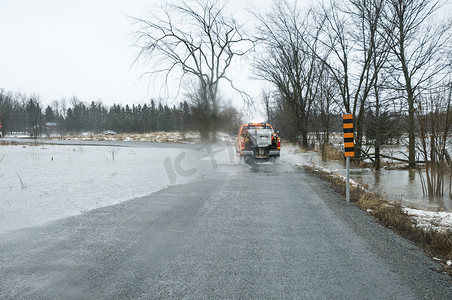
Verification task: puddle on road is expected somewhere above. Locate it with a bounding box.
[298,151,452,211]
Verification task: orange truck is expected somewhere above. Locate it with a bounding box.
[236,122,280,159]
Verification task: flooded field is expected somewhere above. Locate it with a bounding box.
[298,150,452,212]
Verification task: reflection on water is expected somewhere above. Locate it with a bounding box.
[409,169,416,182]
[298,151,452,211]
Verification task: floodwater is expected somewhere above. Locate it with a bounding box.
[298,151,452,212]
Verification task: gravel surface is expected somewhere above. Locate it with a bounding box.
[1,160,451,299]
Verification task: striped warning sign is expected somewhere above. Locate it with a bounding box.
[343,114,354,157]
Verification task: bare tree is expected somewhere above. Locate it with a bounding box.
[316,71,340,145]
[349,0,390,161]
[183,80,217,139]
[261,89,274,124]
[105,144,121,162]
[416,86,452,196]
[383,0,452,168]
[314,0,389,157]
[254,0,326,148]
[132,0,254,141]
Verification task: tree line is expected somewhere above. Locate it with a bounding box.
[1,0,451,176]
[131,0,452,171]
[0,89,243,137]
[253,0,452,170]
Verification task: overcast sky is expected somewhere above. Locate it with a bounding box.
[0,0,279,111]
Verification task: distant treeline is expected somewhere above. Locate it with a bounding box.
[0,89,243,137]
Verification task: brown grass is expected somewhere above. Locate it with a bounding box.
[319,143,344,161]
[303,165,452,267]
[0,140,27,146]
[56,132,201,144]
[357,193,417,237]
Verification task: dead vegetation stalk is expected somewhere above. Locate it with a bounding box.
[15,171,26,190]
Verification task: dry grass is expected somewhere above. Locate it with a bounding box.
[51,132,201,144]
[384,163,415,170]
[355,160,374,168]
[303,165,452,269]
[319,143,344,161]
[0,140,16,146]
[357,193,416,236]
[0,140,36,146]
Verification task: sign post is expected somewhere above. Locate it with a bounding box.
[343,114,354,203]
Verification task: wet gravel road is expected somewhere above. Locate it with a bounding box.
[1,160,451,299]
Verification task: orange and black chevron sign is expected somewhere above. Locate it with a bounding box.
[343,114,354,157]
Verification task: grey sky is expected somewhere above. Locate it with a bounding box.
[0,0,274,109]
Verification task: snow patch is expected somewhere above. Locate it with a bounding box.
[403,208,452,232]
